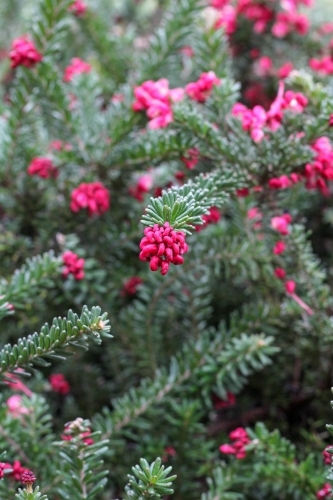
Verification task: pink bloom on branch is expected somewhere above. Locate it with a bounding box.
[185,72,221,103]
[139,222,188,275]
[9,37,42,69]
[271,215,292,235]
[316,483,331,499]
[27,157,58,179]
[4,372,32,396]
[4,461,29,481]
[62,251,85,280]
[210,0,229,7]
[274,268,286,280]
[214,5,237,35]
[129,174,153,201]
[68,0,87,16]
[121,277,143,296]
[181,148,200,170]
[219,444,236,454]
[63,58,91,83]
[273,241,286,255]
[70,182,110,216]
[268,175,291,190]
[322,448,332,465]
[277,62,294,79]
[49,373,70,395]
[6,395,29,417]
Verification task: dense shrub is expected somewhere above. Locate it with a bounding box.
[1,0,333,498]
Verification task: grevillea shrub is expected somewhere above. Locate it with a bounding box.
[2,0,333,498]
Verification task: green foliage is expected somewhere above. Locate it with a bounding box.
[125,458,176,500]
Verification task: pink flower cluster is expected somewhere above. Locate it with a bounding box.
[214,5,237,35]
[70,182,110,216]
[185,72,221,103]
[61,419,94,445]
[254,57,294,80]
[0,461,29,481]
[232,82,308,142]
[236,0,274,34]
[219,427,250,459]
[49,373,70,395]
[139,222,188,275]
[196,207,221,232]
[132,78,184,129]
[63,58,91,83]
[27,157,58,179]
[304,137,333,195]
[9,37,42,69]
[309,56,333,76]
[181,148,200,170]
[129,174,153,201]
[272,11,309,38]
[317,484,332,499]
[62,251,85,280]
[121,276,143,296]
[323,448,332,465]
[68,0,87,16]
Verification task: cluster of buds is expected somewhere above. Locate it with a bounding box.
[185,71,221,103]
[70,182,110,216]
[63,57,91,83]
[62,251,85,280]
[27,157,58,179]
[139,222,188,275]
[21,471,36,493]
[323,447,332,465]
[61,418,94,445]
[9,37,42,68]
[220,427,250,459]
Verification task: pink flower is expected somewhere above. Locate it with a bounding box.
[268,175,291,189]
[316,484,331,499]
[283,91,308,113]
[62,251,85,280]
[274,268,286,280]
[273,241,286,255]
[70,182,110,216]
[257,56,273,76]
[185,72,221,103]
[196,207,221,231]
[139,222,189,275]
[309,56,333,76]
[162,446,177,461]
[9,37,42,68]
[4,372,32,396]
[214,5,237,35]
[219,444,236,454]
[6,395,29,417]
[129,174,153,201]
[322,448,332,465]
[210,0,229,7]
[49,373,70,395]
[229,427,248,441]
[68,0,87,16]
[63,58,91,83]
[61,422,94,445]
[277,62,294,79]
[247,207,261,220]
[132,79,183,129]
[271,215,292,235]
[121,277,143,296]
[272,12,309,38]
[181,148,200,170]
[4,461,29,481]
[27,157,58,179]
[236,188,249,197]
[285,280,296,294]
